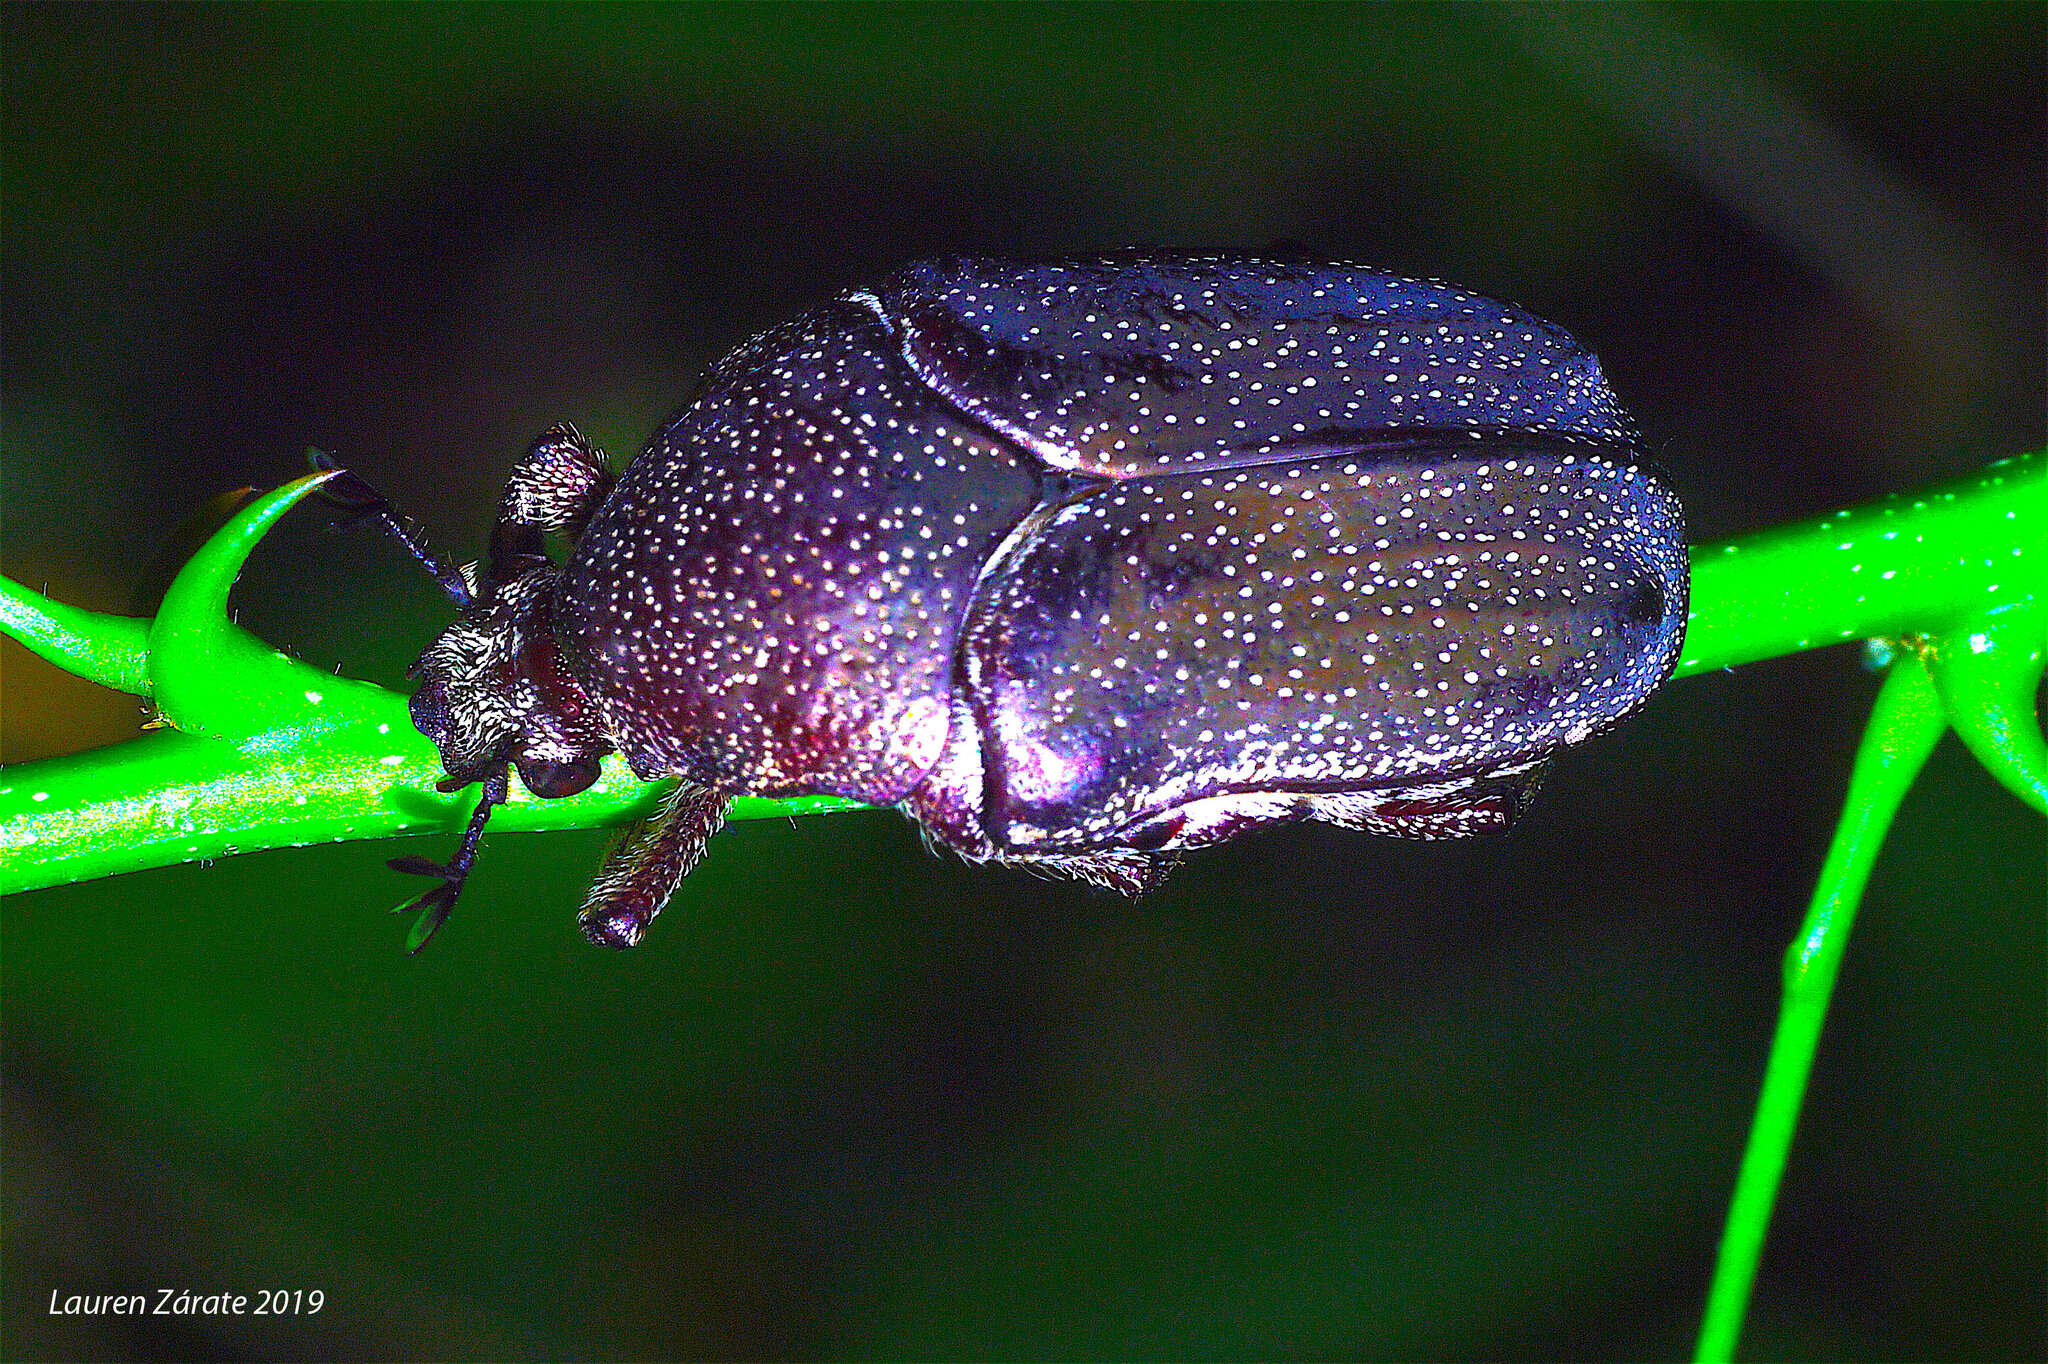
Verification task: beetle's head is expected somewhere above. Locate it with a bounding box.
[316,427,623,950]
[408,559,609,800]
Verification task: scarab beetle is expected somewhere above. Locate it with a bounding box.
[338,252,1687,951]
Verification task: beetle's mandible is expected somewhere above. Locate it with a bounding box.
[335,252,1687,951]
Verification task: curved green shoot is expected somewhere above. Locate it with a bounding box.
[1692,656,1951,1363]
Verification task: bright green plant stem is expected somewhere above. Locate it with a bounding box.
[1692,656,1950,1363]
[1,454,2043,1361]
[5,455,2037,900]
[1674,453,2043,680]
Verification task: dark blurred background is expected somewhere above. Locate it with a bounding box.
[3,4,2041,1360]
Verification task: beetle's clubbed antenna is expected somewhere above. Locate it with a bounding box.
[579,782,733,949]
[309,450,475,608]
[387,766,509,953]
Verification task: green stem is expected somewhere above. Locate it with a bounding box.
[0,729,855,893]
[1675,452,2044,679]
[1,455,2039,900]
[1692,657,1949,1363]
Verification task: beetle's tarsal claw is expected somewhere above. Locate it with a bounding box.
[387,856,469,953]
[577,783,732,949]
[308,455,403,528]
[312,468,391,517]
[384,769,507,953]
[311,454,474,608]
[395,878,463,955]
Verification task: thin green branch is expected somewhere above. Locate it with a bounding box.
[1693,654,1950,1364]
[1675,451,2044,678]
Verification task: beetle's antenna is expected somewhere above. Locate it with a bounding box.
[309,450,475,608]
[579,782,733,948]
[386,767,508,953]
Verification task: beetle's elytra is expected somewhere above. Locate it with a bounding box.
[352,252,1687,951]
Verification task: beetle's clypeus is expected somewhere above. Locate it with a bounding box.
[347,252,1687,951]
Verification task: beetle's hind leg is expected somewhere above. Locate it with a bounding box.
[580,782,733,949]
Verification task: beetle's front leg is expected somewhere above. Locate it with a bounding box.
[311,452,474,606]
[487,424,615,584]
[498,424,615,538]
[387,766,510,953]
[579,782,733,948]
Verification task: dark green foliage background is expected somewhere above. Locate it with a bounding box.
[3,4,2041,1359]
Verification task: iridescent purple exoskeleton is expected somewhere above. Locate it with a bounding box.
[349,253,1687,951]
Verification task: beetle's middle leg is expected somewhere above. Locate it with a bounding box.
[1309,763,1545,840]
[579,781,733,948]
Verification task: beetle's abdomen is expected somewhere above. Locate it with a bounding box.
[558,302,1042,802]
[879,254,1640,479]
[960,438,1686,851]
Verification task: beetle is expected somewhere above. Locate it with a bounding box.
[333,252,1687,951]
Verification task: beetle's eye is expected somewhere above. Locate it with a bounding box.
[517,755,601,799]
[408,679,450,744]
